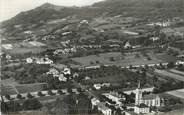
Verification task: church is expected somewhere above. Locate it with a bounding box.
[134,83,164,114]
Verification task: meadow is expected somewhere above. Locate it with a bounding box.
[71,52,176,68]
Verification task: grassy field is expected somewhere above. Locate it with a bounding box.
[71,52,175,68]
[16,83,48,93]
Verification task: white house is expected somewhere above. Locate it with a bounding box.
[150,37,160,41]
[124,42,131,49]
[36,58,53,64]
[58,74,67,82]
[91,98,100,109]
[94,84,102,90]
[97,102,112,115]
[104,91,125,105]
[2,44,13,50]
[124,87,155,95]
[93,83,110,90]
[80,20,88,24]
[46,68,59,77]
[91,98,112,115]
[134,104,150,114]
[6,55,11,60]
[63,68,71,75]
[26,58,33,63]
[176,60,184,65]
[62,31,71,36]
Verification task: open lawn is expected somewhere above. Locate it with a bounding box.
[16,83,48,93]
[71,52,175,68]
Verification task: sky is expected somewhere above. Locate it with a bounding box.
[0,0,104,22]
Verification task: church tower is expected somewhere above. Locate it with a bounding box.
[135,82,142,105]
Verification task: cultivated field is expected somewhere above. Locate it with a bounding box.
[0,78,48,95]
[71,52,175,68]
[0,85,17,95]
[4,47,46,54]
[16,83,48,93]
[155,69,184,82]
[0,78,19,95]
[158,109,184,115]
[2,42,47,54]
[169,69,184,76]
[166,89,184,99]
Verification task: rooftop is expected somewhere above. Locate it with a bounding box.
[136,103,149,108]
[97,102,110,111]
[142,94,159,100]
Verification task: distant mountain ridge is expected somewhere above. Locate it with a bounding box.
[1,0,184,32]
[36,3,65,11]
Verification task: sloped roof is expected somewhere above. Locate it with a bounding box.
[137,103,149,108]
[142,94,159,100]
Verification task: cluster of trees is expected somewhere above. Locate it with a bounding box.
[51,93,92,115]
[1,98,42,113]
[76,66,149,88]
[153,80,184,94]
[1,63,50,84]
[99,95,116,104]
[176,64,184,71]
[167,48,179,56]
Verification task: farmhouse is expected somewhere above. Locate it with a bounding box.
[36,58,53,64]
[63,68,71,75]
[124,42,131,49]
[150,37,160,41]
[46,68,59,77]
[58,74,67,82]
[26,57,53,64]
[26,58,33,63]
[93,83,110,90]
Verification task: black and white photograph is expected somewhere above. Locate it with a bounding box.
[0,0,184,115]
